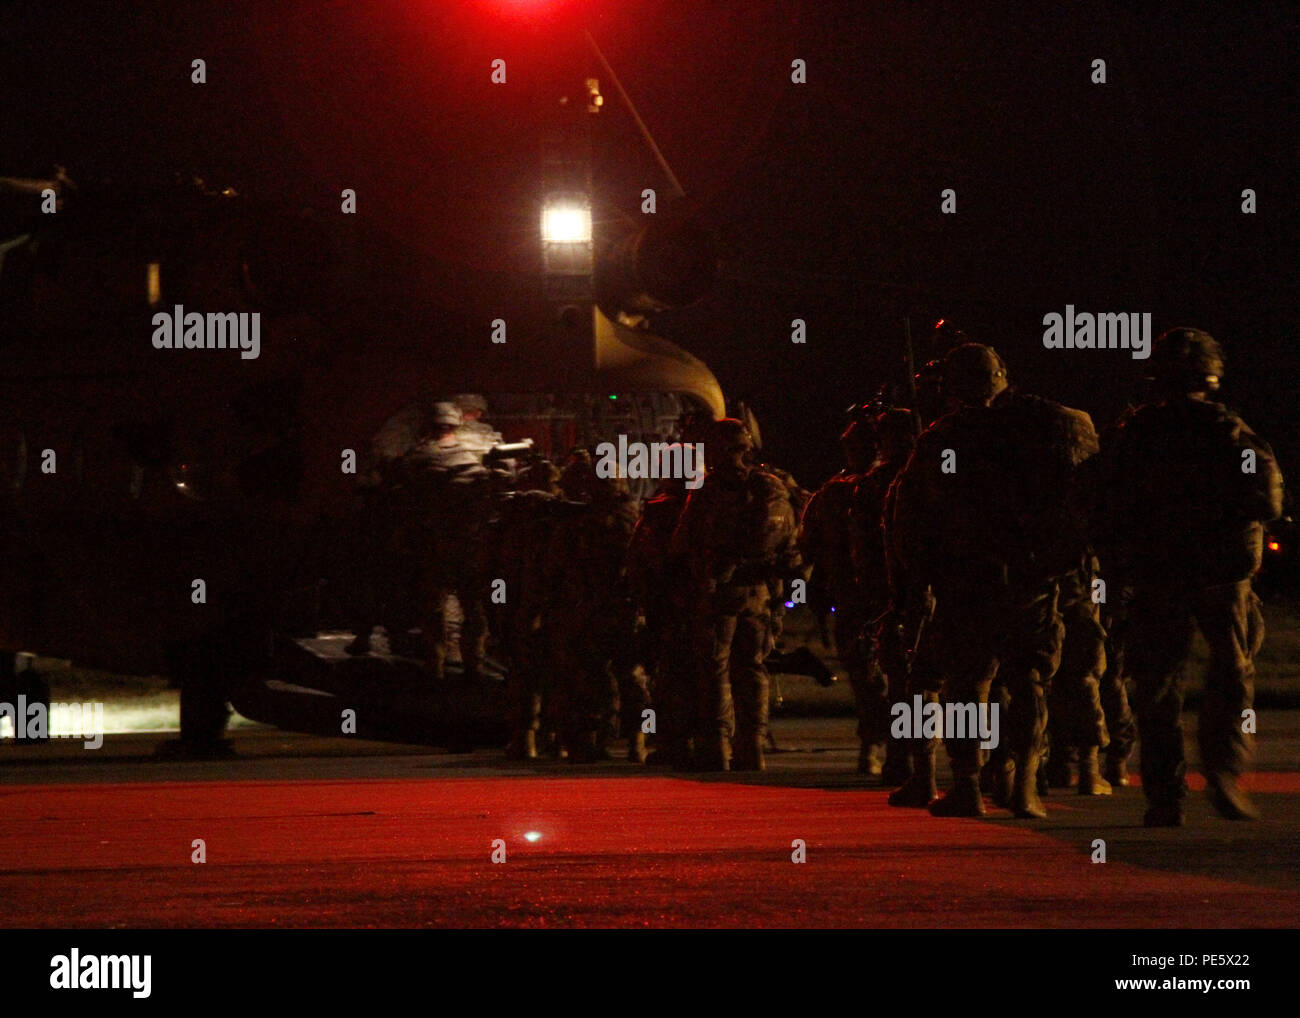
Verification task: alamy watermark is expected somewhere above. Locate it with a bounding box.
[151,304,260,360]
[0,696,104,748]
[50,949,151,998]
[1042,306,1151,360]
[890,694,999,750]
[594,437,705,490]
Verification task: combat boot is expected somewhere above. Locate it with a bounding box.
[1011,750,1048,819]
[929,775,985,817]
[993,764,1013,811]
[881,742,913,787]
[504,730,538,761]
[590,730,615,762]
[692,735,731,773]
[888,741,937,807]
[1103,751,1130,787]
[1077,747,1113,796]
[857,741,883,776]
[1206,774,1260,820]
[731,731,766,772]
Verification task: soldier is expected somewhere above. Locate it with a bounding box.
[890,344,1080,818]
[452,393,504,459]
[627,451,694,767]
[394,402,492,680]
[847,409,916,783]
[547,452,645,762]
[800,414,874,768]
[1099,328,1283,825]
[490,461,563,760]
[671,419,801,771]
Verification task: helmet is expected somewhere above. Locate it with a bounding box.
[1149,328,1224,393]
[873,408,916,456]
[943,343,1008,406]
[710,418,754,455]
[558,449,596,500]
[430,402,463,427]
[453,393,489,414]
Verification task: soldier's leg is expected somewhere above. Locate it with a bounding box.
[1195,580,1259,819]
[1056,593,1111,795]
[645,616,692,766]
[1126,590,1196,826]
[503,617,542,759]
[846,612,887,775]
[999,583,1064,819]
[875,615,914,786]
[618,662,652,763]
[417,567,451,680]
[928,666,994,817]
[730,587,773,772]
[694,607,738,771]
[1099,625,1137,786]
[983,681,1015,807]
[663,635,700,769]
[548,619,583,759]
[567,610,620,763]
[887,679,940,806]
[452,553,491,678]
[926,594,998,817]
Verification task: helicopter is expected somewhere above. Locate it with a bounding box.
[0,141,735,754]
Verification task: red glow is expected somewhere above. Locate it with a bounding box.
[1268,540,1281,552]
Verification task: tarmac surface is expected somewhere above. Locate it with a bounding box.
[3,716,1299,928]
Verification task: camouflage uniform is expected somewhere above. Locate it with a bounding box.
[801,456,869,767]
[847,410,915,783]
[671,420,800,771]
[627,472,693,766]
[490,485,563,759]
[1099,329,1283,825]
[890,346,1084,818]
[452,393,505,460]
[548,456,644,761]
[1042,557,1113,794]
[395,404,492,679]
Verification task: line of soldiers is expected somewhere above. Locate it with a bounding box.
[351,325,1282,827]
[350,396,805,771]
[488,419,804,771]
[802,328,1283,826]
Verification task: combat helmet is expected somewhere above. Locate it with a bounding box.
[1148,327,1225,394]
[430,402,464,428]
[943,343,1008,407]
[711,417,754,452]
[872,408,916,458]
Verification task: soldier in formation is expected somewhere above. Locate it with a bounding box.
[670,419,801,771]
[1095,329,1283,825]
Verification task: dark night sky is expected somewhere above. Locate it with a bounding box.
[3,0,1296,485]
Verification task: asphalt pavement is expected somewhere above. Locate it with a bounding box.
[2,716,1299,928]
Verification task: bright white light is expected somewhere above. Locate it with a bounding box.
[523,831,542,843]
[541,204,592,244]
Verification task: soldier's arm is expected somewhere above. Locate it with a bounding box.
[1230,416,1285,523]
